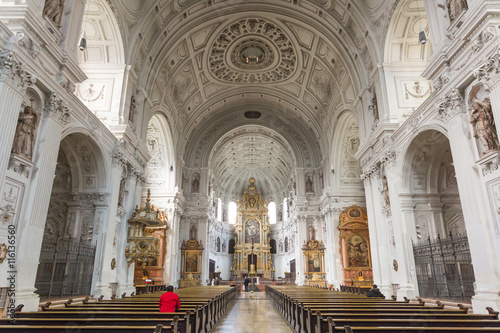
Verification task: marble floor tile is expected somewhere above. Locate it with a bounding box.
[213,292,293,332]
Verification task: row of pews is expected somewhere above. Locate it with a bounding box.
[0,285,239,332]
[266,285,500,333]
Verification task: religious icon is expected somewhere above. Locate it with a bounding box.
[245,219,260,243]
[185,250,198,272]
[349,209,361,218]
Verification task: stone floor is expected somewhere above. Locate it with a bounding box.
[213,291,294,333]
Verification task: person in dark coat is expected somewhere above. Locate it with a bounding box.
[244,277,250,292]
[366,284,384,297]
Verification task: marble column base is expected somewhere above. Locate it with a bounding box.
[15,288,40,312]
[472,290,500,314]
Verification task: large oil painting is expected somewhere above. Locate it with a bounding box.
[245,219,260,244]
[306,251,321,273]
[347,235,370,267]
[185,250,199,272]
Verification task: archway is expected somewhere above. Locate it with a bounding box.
[35,133,107,299]
[403,130,474,301]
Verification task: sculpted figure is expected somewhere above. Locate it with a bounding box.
[12,101,39,159]
[380,175,391,207]
[308,224,315,241]
[305,176,313,192]
[189,225,197,240]
[118,177,127,207]
[129,95,136,123]
[446,0,468,23]
[192,177,199,193]
[43,0,65,27]
[371,94,379,122]
[470,98,499,152]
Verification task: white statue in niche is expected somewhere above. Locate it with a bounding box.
[308,224,316,241]
[189,224,197,240]
[470,98,499,152]
[12,100,39,159]
[43,0,65,28]
[380,174,390,207]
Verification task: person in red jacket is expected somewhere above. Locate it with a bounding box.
[159,285,181,312]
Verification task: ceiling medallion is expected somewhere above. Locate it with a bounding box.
[209,18,297,83]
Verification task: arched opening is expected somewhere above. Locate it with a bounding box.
[228,201,237,225]
[268,201,276,225]
[228,239,235,254]
[403,130,474,301]
[35,133,106,299]
[77,0,126,126]
[270,239,277,254]
[145,114,176,196]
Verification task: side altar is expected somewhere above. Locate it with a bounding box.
[233,178,272,279]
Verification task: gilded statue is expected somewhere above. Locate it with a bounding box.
[12,101,39,159]
[470,98,499,152]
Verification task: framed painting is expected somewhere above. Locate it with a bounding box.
[245,219,261,244]
[306,251,321,273]
[347,235,370,268]
[185,250,199,273]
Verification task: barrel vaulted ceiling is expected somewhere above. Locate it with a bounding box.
[105,0,399,201]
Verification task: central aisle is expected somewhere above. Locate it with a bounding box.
[213,290,293,333]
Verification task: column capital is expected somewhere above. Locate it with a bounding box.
[44,93,71,126]
[436,87,465,122]
[0,51,37,94]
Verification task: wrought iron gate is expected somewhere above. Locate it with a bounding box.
[412,233,475,302]
[35,235,96,300]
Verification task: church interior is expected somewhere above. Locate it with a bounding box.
[1,0,500,331]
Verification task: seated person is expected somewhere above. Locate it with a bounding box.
[159,285,181,312]
[366,284,384,298]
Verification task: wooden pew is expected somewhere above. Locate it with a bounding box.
[266,285,500,333]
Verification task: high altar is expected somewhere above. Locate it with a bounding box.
[233,178,272,278]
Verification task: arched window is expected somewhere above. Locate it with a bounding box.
[268,201,276,224]
[228,201,237,224]
[270,239,277,254]
[285,237,289,252]
[217,198,222,221]
[229,239,235,254]
[217,237,221,252]
[283,198,288,221]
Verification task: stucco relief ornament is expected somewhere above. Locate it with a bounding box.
[436,88,464,122]
[0,51,37,92]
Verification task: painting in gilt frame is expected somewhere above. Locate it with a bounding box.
[245,219,261,244]
[347,235,370,268]
[185,250,199,272]
[306,251,322,273]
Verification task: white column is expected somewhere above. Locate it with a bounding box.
[368,170,393,298]
[446,104,500,313]
[0,53,36,197]
[384,156,416,300]
[93,151,125,299]
[323,209,338,286]
[15,94,69,311]
[362,176,383,286]
[296,218,307,285]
